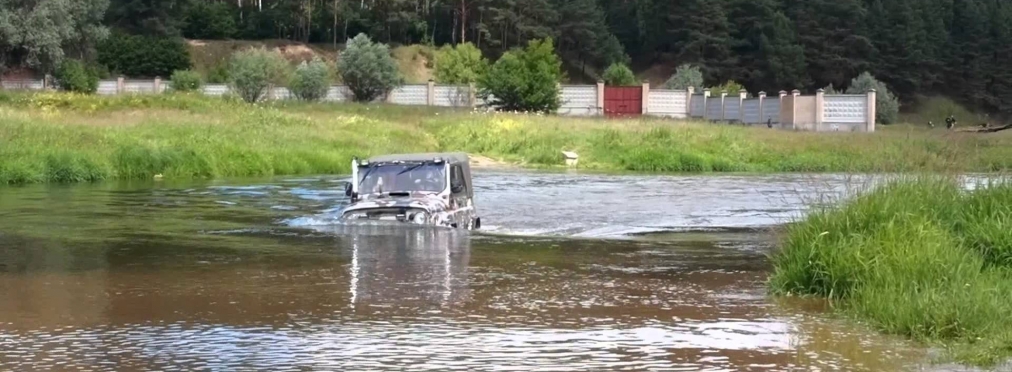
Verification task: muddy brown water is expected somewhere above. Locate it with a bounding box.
[0,171,983,371]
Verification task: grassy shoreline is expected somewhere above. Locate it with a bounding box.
[1,91,1011,184]
[769,178,1012,367]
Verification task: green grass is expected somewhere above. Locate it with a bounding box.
[769,178,1012,366]
[1,91,1012,184]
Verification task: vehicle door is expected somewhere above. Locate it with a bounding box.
[448,164,472,227]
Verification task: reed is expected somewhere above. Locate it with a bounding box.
[769,177,1012,366]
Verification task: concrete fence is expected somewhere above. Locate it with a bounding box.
[1,77,878,132]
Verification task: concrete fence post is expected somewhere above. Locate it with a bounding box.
[427,79,435,106]
[867,89,877,132]
[738,89,747,123]
[686,86,695,118]
[779,90,788,126]
[791,89,801,130]
[703,89,711,121]
[468,82,476,107]
[116,76,125,95]
[153,77,161,94]
[641,81,650,115]
[596,80,605,116]
[720,92,728,121]
[758,91,766,125]
[815,88,825,129]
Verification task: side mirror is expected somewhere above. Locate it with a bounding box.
[345,183,353,197]
[451,183,464,194]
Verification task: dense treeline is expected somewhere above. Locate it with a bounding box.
[1,0,1010,115]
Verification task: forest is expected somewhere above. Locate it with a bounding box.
[1,0,1011,116]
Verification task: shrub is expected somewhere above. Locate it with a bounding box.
[664,64,704,90]
[97,33,191,78]
[206,64,230,84]
[434,43,489,84]
[183,1,237,39]
[846,72,900,125]
[54,60,99,94]
[169,70,203,92]
[337,34,402,102]
[601,63,637,86]
[709,80,746,97]
[290,57,331,101]
[228,48,291,104]
[478,38,562,113]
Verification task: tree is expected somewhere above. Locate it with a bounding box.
[184,1,238,39]
[758,11,809,91]
[554,0,627,75]
[434,42,489,84]
[228,48,291,103]
[97,33,191,77]
[290,57,331,101]
[0,0,110,74]
[784,0,873,89]
[601,63,636,86]
[337,33,402,102]
[667,0,737,84]
[478,38,562,112]
[846,72,900,125]
[105,0,190,37]
[663,64,704,90]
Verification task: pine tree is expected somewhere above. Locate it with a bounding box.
[759,11,808,91]
[947,0,989,108]
[785,0,873,90]
[668,0,737,84]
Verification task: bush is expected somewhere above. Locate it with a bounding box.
[290,57,331,101]
[97,33,191,78]
[709,80,746,97]
[206,64,230,84]
[228,48,291,104]
[169,70,203,92]
[54,60,99,94]
[846,72,900,125]
[434,43,489,84]
[601,63,637,86]
[183,1,237,39]
[664,64,704,90]
[337,34,402,102]
[478,38,562,113]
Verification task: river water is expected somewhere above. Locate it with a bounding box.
[0,171,980,371]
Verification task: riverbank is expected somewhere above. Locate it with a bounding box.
[1,91,1011,184]
[769,178,1012,367]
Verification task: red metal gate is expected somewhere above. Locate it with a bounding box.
[604,86,643,117]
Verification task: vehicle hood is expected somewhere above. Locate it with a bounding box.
[342,193,449,214]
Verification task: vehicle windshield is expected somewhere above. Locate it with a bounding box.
[358,163,446,194]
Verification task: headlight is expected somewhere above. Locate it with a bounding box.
[411,212,428,224]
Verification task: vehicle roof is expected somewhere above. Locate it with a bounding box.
[366,152,469,164]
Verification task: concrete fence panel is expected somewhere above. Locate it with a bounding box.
[434,85,470,107]
[270,87,293,100]
[558,85,599,116]
[323,86,350,102]
[762,99,781,124]
[96,80,118,95]
[742,99,761,123]
[823,95,867,124]
[1,79,44,90]
[689,94,705,117]
[724,99,742,122]
[123,80,156,94]
[389,85,428,105]
[705,98,723,121]
[646,89,688,118]
[203,84,230,96]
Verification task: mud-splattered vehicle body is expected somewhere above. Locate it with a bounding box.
[341,153,480,229]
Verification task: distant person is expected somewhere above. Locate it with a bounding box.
[767,117,773,129]
[946,115,957,130]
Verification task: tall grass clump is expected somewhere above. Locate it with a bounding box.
[769,177,1012,366]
